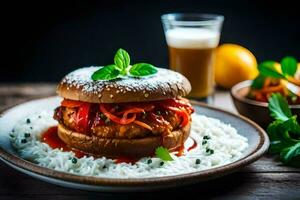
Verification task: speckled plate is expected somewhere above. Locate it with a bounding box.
[0,96,269,192]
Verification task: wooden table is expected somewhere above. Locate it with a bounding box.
[0,83,299,200]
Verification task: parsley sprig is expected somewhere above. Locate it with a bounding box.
[267,93,300,167]
[91,48,158,81]
[251,56,298,89]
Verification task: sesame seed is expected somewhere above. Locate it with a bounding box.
[110,94,114,98]
[144,93,149,97]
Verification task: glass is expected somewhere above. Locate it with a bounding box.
[161,13,224,102]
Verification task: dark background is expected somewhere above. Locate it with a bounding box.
[2,0,300,82]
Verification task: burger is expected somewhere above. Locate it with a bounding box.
[53,50,194,158]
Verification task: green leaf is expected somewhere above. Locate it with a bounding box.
[129,63,158,77]
[251,74,266,89]
[268,93,292,121]
[267,120,282,141]
[155,146,173,161]
[278,116,300,136]
[281,56,298,76]
[258,61,286,79]
[91,65,120,80]
[267,120,296,153]
[114,48,130,72]
[280,142,300,166]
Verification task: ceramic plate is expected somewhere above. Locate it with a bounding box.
[0,97,269,192]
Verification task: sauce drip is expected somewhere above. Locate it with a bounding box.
[41,126,87,158]
[175,145,185,157]
[187,138,197,152]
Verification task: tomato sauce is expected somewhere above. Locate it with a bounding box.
[41,126,87,158]
[187,138,197,152]
[41,126,198,164]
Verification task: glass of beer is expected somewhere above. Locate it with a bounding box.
[161,13,224,102]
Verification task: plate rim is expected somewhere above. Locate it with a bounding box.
[0,96,269,187]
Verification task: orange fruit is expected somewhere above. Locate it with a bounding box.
[214,44,258,89]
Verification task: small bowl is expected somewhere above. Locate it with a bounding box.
[231,80,300,128]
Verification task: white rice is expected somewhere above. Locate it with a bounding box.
[10,111,248,178]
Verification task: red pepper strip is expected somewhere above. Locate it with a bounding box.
[162,98,194,114]
[99,104,136,125]
[75,103,91,133]
[161,105,189,127]
[133,120,152,131]
[129,104,155,112]
[123,108,145,118]
[61,99,84,108]
[115,105,155,115]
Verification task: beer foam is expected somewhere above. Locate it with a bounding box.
[166,28,220,49]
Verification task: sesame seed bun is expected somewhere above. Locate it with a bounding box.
[57,120,191,158]
[57,67,191,103]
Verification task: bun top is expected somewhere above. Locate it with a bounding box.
[57,66,191,103]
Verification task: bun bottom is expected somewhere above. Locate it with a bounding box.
[57,122,191,158]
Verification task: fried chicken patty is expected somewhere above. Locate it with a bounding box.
[54,107,182,139]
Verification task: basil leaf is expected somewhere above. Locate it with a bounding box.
[251,74,266,89]
[91,65,120,80]
[280,142,300,166]
[155,146,173,161]
[281,56,298,76]
[129,63,158,77]
[258,61,286,79]
[268,93,292,121]
[114,48,130,72]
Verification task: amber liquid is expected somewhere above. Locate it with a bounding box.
[169,46,216,98]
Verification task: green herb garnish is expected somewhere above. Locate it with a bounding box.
[21,139,27,143]
[267,93,300,167]
[281,56,298,76]
[71,157,77,164]
[91,48,158,81]
[268,93,292,121]
[257,61,286,79]
[203,135,211,140]
[251,74,266,89]
[195,159,201,164]
[251,56,298,89]
[24,133,31,138]
[155,146,173,161]
[205,148,214,155]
